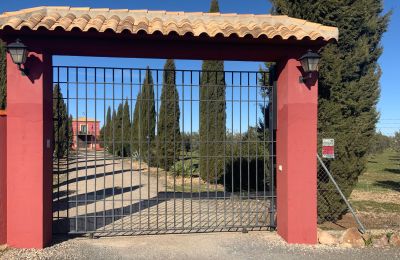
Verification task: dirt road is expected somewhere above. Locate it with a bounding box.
[53,151,271,233]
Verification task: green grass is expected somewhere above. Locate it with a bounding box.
[351,200,400,213]
[355,149,400,193]
[350,149,400,215]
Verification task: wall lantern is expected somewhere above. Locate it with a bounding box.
[298,49,321,83]
[6,39,29,76]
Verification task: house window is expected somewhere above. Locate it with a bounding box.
[80,125,87,134]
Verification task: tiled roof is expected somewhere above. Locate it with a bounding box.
[0,6,338,41]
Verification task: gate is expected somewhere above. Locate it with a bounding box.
[52,65,276,235]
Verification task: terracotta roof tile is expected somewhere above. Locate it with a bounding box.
[0,6,338,41]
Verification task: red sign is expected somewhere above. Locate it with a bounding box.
[322,139,335,159]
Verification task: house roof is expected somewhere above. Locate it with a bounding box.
[74,117,99,122]
[0,6,338,41]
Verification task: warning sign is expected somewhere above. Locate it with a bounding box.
[322,139,335,159]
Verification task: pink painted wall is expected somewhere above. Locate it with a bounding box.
[71,119,101,150]
[72,119,100,137]
[6,52,53,248]
[0,111,6,245]
[276,58,318,244]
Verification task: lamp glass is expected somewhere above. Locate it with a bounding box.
[300,58,310,73]
[299,50,321,73]
[308,57,320,72]
[9,47,28,65]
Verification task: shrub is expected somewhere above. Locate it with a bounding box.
[170,157,199,177]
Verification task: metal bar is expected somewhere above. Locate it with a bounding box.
[54,65,267,74]
[198,70,202,229]
[239,72,243,228]
[130,68,134,231]
[317,154,366,234]
[206,70,210,228]
[103,68,107,232]
[155,69,159,230]
[85,67,88,232]
[223,71,227,227]
[51,65,274,235]
[163,68,168,230]
[231,71,234,226]
[53,96,266,103]
[75,67,79,232]
[181,70,185,229]
[112,68,116,232]
[121,68,125,230]
[147,69,151,230]
[190,70,193,229]
[247,72,250,228]
[214,71,218,227]
[94,68,98,231]
[255,72,259,226]
[138,69,142,231]
[66,67,70,230]
[262,72,267,227]
[173,68,177,229]
[56,67,60,223]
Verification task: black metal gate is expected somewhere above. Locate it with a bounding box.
[52,65,276,235]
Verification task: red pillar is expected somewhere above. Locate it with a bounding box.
[0,111,6,245]
[6,51,53,248]
[276,58,318,244]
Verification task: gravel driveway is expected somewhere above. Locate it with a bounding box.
[53,151,271,234]
[2,231,400,260]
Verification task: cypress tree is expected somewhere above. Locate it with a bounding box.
[132,91,141,154]
[199,0,226,182]
[157,59,181,170]
[112,100,132,157]
[68,115,73,150]
[270,0,390,221]
[114,103,124,157]
[104,106,112,151]
[0,40,6,109]
[121,99,132,157]
[109,109,117,155]
[132,68,156,164]
[53,84,69,158]
[100,126,105,148]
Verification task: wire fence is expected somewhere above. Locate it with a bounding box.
[317,146,400,230]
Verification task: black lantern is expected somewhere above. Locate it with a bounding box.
[6,39,29,75]
[298,49,321,82]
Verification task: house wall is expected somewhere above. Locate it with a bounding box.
[72,120,100,137]
[71,120,101,150]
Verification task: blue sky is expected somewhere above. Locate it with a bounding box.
[0,0,399,135]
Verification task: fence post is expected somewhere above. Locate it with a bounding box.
[0,110,6,245]
[6,51,53,248]
[276,57,318,244]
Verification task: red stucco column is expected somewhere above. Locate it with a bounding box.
[276,58,318,244]
[0,111,6,245]
[6,51,53,248]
